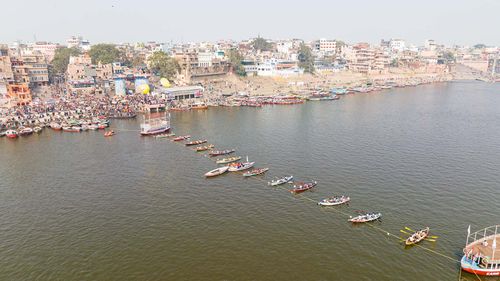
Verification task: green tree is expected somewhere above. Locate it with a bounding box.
[89,44,122,64]
[390,58,399,67]
[227,49,246,76]
[298,43,315,74]
[252,36,273,52]
[51,47,81,74]
[441,51,455,62]
[147,51,180,80]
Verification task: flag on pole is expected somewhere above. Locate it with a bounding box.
[467,225,471,236]
[493,237,497,250]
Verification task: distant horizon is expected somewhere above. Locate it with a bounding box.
[1,0,500,46]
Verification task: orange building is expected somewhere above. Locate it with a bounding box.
[7,84,31,106]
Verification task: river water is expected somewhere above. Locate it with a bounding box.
[1,81,500,280]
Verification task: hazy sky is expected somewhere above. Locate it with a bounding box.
[2,0,499,46]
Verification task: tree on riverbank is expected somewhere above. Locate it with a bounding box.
[51,47,81,74]
[298,43,315,74]
[147,51,180,80]
[227,49,246,76]
[89,44,122,64]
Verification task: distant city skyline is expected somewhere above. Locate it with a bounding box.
[2,0,500,46]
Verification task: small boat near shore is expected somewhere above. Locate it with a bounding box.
[196,144,214,151]
[215,156,242,164]
[5,129,18,139]
[50,122,62,130]
[204,166,229,177]
[318,196,350,206]
[185,139,207,146]
[268,175,293,186]
[173,135,190,141]
[18,127,33,136]
[209,149,235,157]
[243,168,269,177]
[405,227,430,246]
[33,126,42,134]
[290,181,317,194]
[104,130,115,137]
[348,212,382,223]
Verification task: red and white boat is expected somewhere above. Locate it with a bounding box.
[50,122,62,130]
[462,225,500,276]
[290,181,317,194]
[5,130,18,139]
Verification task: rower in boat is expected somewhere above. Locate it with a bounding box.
[405,227,430,246]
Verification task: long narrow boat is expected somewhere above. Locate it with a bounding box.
[155,133,175,139]
[405,227,430,246]
[348,212,382,223]
[185,139,207,146]
[204,166,229,177]
[318,196,350,206]
[173,135,191,141]
[50,122,62,130]
[18,127,33,136]
[268,175,293,186]
[196,144,214,152]
[209,149,235,157]
[243,168,269,177]
[215,156,242,164]
[290,181,317,194]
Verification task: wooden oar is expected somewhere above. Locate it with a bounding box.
[400,229,410,234]
[428,235,439,239]
[405,227,414,232]
[425,238,437,242]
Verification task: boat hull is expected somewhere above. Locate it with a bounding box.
[140,126,170,136]
[461,256,500,276]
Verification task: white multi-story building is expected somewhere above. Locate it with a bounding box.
[67,36,91,51]
[32,42,61,62]
[425,39,437,51]
[390,39,406,52]
[197,51,215,67]
[318,38,337,53]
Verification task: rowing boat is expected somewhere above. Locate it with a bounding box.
[318,196,350,206]
[173,135,191,141]
[196,144,214,151]
[290,181,317,194]
[209,149,235,157]
[243,168,269,177]
[204,166,229,177]
[348,212,382,223]
[268,175,293,186]
[215,156,242,164]
[185,139,207,146]
[405,227,430,245]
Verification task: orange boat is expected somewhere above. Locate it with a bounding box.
[104,130,115,137]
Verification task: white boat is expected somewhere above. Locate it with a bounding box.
[33,126,42,133]
[268,175,293,186]
[88,124,99,130]
[228,157,255,172]
[19,127,33,136]
[140,113,171,136]
[205,166,229,177]
[318,196,350,206]
[348,212,382,223]
[215,156,242,164]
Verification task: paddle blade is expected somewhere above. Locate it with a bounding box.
[425,239,437,242]
[400,230,410,234]
[405,227,414,231]
[428,236,439,239]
